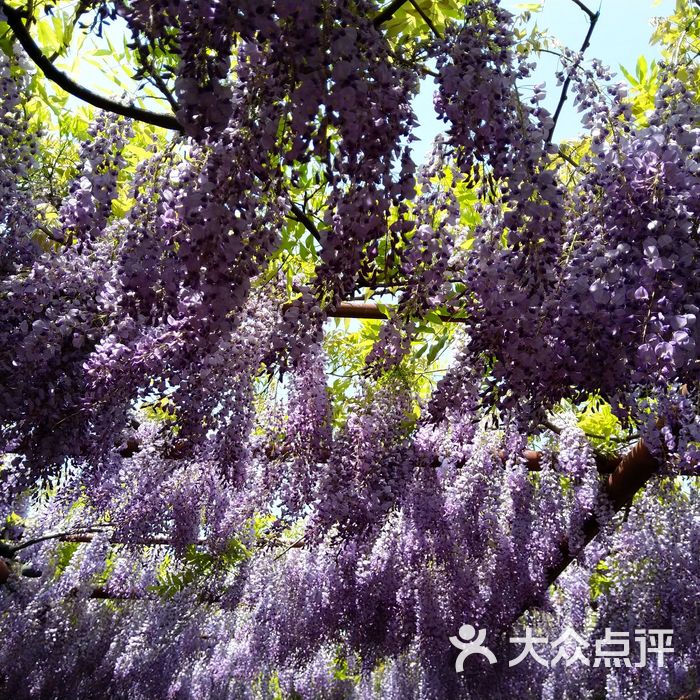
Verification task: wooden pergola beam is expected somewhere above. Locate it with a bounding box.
[327,301,466,322]
[499,448,622,474]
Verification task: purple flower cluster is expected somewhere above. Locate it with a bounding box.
[0,1,698,698]
[0,50,40,275]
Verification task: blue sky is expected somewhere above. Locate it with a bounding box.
[410,0,675,164]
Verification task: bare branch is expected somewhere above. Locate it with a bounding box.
[5,526,111,555]
[570,0,598,22]
[60,534,206,546]
[272,532,307,561]
[545,2,600,146]
[327,300,466,322]
[557,147,580,169]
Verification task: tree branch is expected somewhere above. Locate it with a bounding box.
[288,201,322,243]
[35,223,64,244]
[6,437,695,610]
[557,147,581,169]
[408,0,442,39]
[60,534,206,546]
[496,446,623,475]
[1,525,111,556]
[1,2,182,132]
[135,44,180,114]
[373,0,411,26]
[3,0,425,133]
[570,0,598,22]
[327,300,466,322]
[545,1,600,146]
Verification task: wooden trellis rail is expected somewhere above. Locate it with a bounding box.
[328,301,467,322]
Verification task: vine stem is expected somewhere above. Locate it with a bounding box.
[546,0,600,146]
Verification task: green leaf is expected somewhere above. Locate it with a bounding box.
[619,64,638,86]
[426,334,448,364]
[636,54,648,81]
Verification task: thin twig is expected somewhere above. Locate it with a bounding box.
[537,48,565,59]
[570,0,598,21]
[557,147,580,169]
[136,46,180,114]
[272,532,307,561]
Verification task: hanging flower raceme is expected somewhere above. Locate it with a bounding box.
[0,113,132,491]
[0,48,40,276]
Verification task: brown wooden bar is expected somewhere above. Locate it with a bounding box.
[327,301,467,322]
